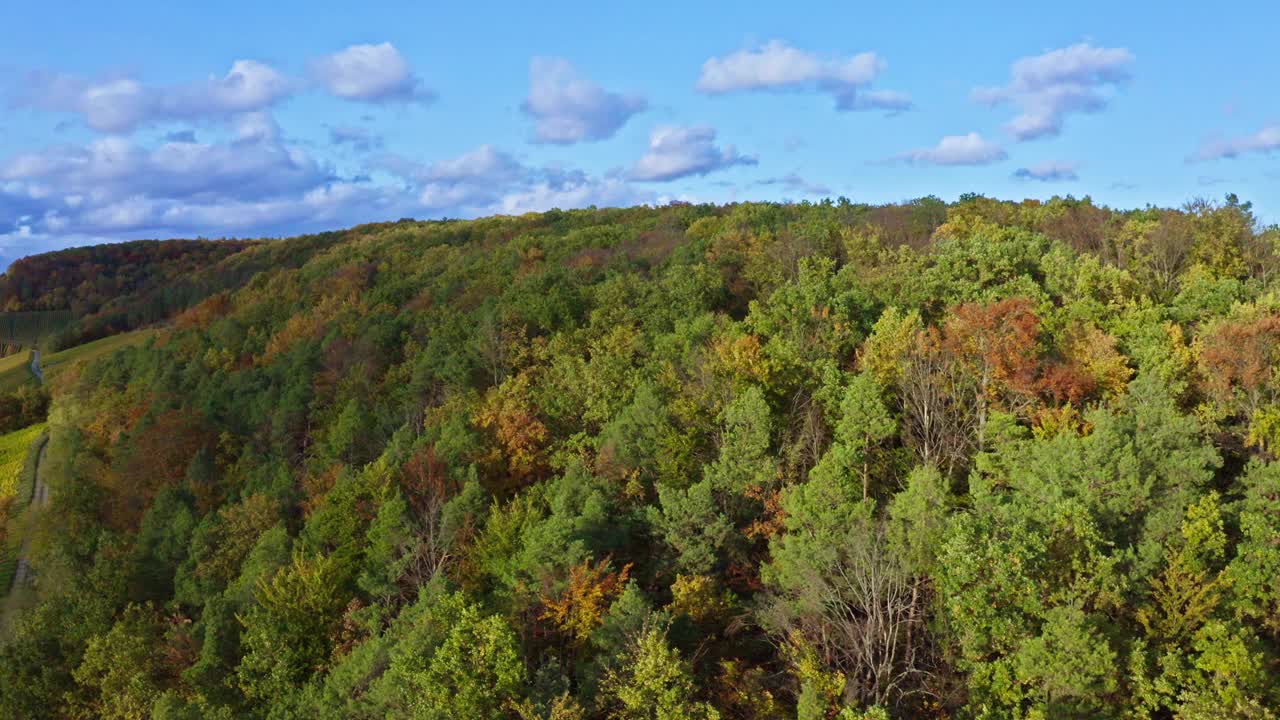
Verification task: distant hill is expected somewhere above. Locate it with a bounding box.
[0,239,261,314]
[0,231,358,350]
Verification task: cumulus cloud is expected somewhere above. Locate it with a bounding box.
[521,57,646,144]
[895,132,1007,166]
[496,172,645,214]
[697,40,910,112]
[377,145,650,214]
[1013,161,1079,182]
[1191,125,1280,161]
[0,123,353,238]
[1,128,648,257]
[2,135,331,204]
[329,125,384,153]
[630,126,757,182]
[403,145,527,209]
[12,60,295,133]
[311,42,433,103]
[974,43,1134,141]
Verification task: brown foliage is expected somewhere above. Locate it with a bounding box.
[541,557,632,644]
[900,298,1042,473]
[941,298,1042,407]
[174,292,232,330]
[161,613,198,676]
[475,374,550,487]
[1038,362,1097,406]
[112,408,214,529]
[1200,315,1280,418]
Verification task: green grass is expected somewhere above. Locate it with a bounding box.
[0,350,35,394]
[0,328,155,393]
[42,329,155,386]
[0,424,46,500]
[0,426,47,596]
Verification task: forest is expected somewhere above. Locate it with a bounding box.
[2,193,1280,719]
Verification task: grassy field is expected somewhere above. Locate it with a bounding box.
[0,328,156,393]
[0,424,46,500]
[0,350,35,393]
[41,329,156,386]
[0,425,47,596]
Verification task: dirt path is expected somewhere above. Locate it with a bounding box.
[10,350,47,592]
[10,439,47,589]
[29,349,44,384]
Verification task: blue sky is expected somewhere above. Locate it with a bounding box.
[2,0,1277,266]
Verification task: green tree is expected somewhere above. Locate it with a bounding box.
[810,372,896,500]
[234,552,351,705]
[413,604,526,719]
[605,625,719,720]
[70,604,172,720]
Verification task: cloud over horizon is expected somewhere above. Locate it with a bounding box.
[631,126,757,181]
[896,132,1008,166]
[10,60,295,133]
[1013,161,1079,182]
[697,40,912,112]
[2,12,1275,264]
[379,144,650,214]
[1191,125,1280,161]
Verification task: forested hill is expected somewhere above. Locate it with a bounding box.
[0,239,261,313]
[4,195,1280,719]
[0,232,355,351]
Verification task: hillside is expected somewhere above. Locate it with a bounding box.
[0,234,352,352]
[2,196,1280,719]
[0,239,260,314]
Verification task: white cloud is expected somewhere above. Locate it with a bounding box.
[311,42,433,103]
[0,125,352,238]
[14,61,295,134]
[378,145,650,214]
[521,57,647,144]
[233,111,282,143]
[1,129,330,205]
[975,43,1134,141]
[631,126,757,181]
[755,173,831,196]
[188,60,294,113]
[697,40,910,112]
[1013,161,1079,182]
[416,145,525,186]
[895,132,1007,166]
[496,174,645,214]
[1191,125,1280,161]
